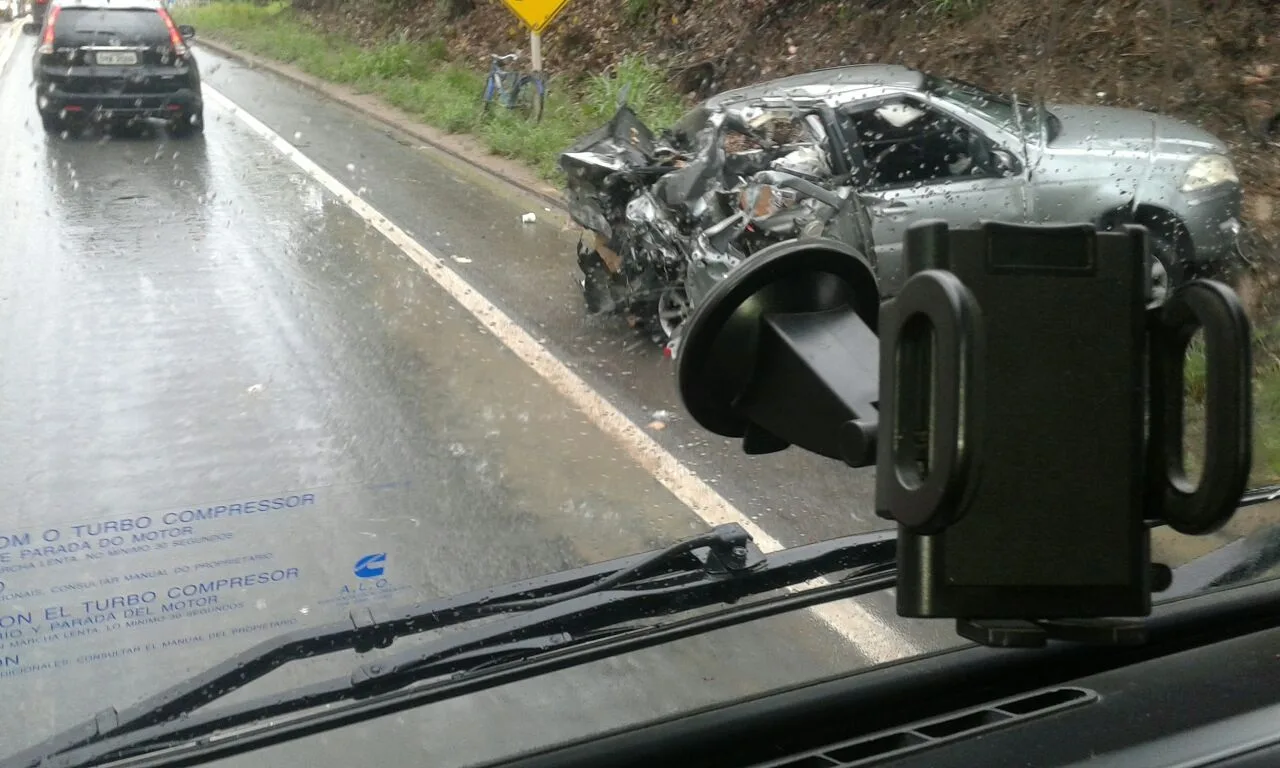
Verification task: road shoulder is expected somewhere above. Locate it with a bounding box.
[194,35,567,213]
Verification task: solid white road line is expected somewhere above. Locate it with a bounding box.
[0,19,25,72]
[202,83,921,664]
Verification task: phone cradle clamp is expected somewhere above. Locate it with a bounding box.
[672,221,1253,650]
[878,221,1253,648]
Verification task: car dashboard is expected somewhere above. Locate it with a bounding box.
[487,575,1280,768]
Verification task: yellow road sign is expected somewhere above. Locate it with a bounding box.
[499,0,571,33]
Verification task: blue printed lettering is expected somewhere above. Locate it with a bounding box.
[160,494,317,525]
[105,544,150,556]
[171,532,234,547]
[82,592,156,614]
[192,553,273,571]
[231,618,298,635]
[70,517,153,539]
[76,646,141,664]
[0,587,42,600]
[0,612,33,629]
[51,582,94,594]
[20,542,91,559]
[0,658,69,677]
[163,595,217,612]
[132,528,193,543]
[124,570,168,581]
[51,614,110,630]
[162,634,205,647]
[0,533,32,549]
[1,655,18,667]
[341,578,390,594]
[165,568,299,599]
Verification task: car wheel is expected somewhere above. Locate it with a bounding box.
[655,286,692,342]
[1149,235,1185,305]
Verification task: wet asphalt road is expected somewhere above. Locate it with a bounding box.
[0,24,960,766]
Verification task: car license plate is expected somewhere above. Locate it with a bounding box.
[95,51,138,66]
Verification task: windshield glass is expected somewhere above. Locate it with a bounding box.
[55,8,170,43]
[3,0,1279,765]
[923,73,1045,139]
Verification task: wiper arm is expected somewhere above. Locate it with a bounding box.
[40,569,898,768]
[4,525,896,768]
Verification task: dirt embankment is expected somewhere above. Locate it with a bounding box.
[302,0,1280,295]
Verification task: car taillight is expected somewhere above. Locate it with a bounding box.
[38,5,59,55]
[157,8,187,59]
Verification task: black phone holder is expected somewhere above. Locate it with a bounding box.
[675,221,1252,648]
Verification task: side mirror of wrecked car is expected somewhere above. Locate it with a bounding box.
[178,24,196,39]
[21,22,39,35]
[991,149,1019,176]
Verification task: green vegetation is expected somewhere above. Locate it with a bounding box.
[175,2,685,180]
[625,0,655,22]
[1252,364,1280,485]
[1184,336,1280,487]
[921,0,986,16]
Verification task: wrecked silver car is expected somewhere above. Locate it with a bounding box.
[559,97,875,352]
[561,64,1246,350]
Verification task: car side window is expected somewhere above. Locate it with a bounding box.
[845,97,1004,191]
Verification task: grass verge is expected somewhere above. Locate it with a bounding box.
[174,1,684,181]
[1185,339,1280,487]
[1251,363,1280,486]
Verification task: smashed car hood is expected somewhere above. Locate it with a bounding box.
[1046,103,1230,157]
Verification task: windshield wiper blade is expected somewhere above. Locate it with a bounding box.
[4,525,896,768]
[41,568,898,768]
[28,484,1280,768]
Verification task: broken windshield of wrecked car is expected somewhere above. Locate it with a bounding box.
[923,74,1046,137]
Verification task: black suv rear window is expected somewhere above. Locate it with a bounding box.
[55,8,170,45]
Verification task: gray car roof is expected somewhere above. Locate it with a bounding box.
[703,64,927,109]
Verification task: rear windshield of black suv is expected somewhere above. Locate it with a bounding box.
[55,8,171,45]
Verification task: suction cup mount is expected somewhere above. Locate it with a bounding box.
[675,238,881,465]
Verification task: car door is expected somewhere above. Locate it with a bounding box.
[846,95,1030,295]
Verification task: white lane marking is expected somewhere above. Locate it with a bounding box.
[0,19,24,72]
[202,84,920,664]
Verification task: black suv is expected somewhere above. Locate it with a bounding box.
[26,0,202,137]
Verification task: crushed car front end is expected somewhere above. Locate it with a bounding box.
[559,99,876,353]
